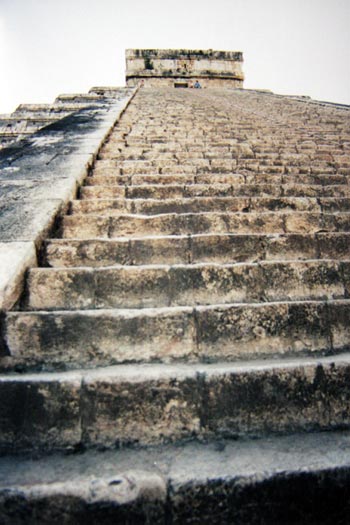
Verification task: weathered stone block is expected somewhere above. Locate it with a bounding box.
[317,233,350,260]
[265,233,317,260]
[130,236,190,265]
[62,215,110,238]
[327,300,350,352]
[0,471,166,525]
[196,302,331,360]
[200,361,350,437]
[0,374,82,452]
[81,368,201,447]
[45,238,131,267]
[191,234,266,263]
[4,308,196,370]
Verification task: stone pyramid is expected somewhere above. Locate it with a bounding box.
[0,50,350,523]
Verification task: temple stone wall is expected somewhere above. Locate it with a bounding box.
[126,48,244,88]
[126,77,244,88]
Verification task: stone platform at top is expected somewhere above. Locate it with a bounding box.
[125,48,244,88]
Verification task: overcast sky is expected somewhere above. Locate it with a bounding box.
[0,0,349,114]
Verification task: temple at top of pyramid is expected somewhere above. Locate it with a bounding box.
[125,48,244,88]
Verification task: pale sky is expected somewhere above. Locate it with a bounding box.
[0,0,349,114]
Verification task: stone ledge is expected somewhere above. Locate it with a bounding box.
[126,48,243,61]
[0,87,137,317]
[1,353,350,451]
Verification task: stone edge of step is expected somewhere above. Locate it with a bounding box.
[1,352,350,455]
[41,232,350,269]
[0,429,350,523]
[1,351,350,385]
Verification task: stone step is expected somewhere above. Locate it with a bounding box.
[93,161,198,175]
[87,167,350,186]
[90,169,350,187]
[1,430,350,524]
[85,173,246,186]
[25,261,350,311]
[92,162,341,177]
[3,300,349,371]
[1,355,350,452]
[80,183,240,199]
[44,233,350,268]
[71,197,350,216]
[70,194,350,215]
[61,211,350,239]
[83,178,350,198]
[81,184,350,200]
[98,149,215,160]
[95,156,335,169]
[321,198,350,212]
[96,154,343,168]
[266,175,349,186]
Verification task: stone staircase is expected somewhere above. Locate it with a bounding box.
[1,88,350,523]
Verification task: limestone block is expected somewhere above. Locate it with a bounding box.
[62,215,110,239]
[0,373,82,453]
[320,197,350,212]
[283,212,322,233]
[4,308,196,370]
[130,236,190,265]
[168,433,350,524]
[80,185,125,199]
[191,234,266,263]
[0,432,350,523]
[71,198,130,215]
[316,232,350,260]
[265,233,319,260]
[45,238,132,267]
[45,235,191,268]
[200,360,350,436]
[0,471,166,524]
[327,300,350,351]
[132,197,251,215]
[261,260,345,301]
[81,367,201,447]
[196,302,331,360]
